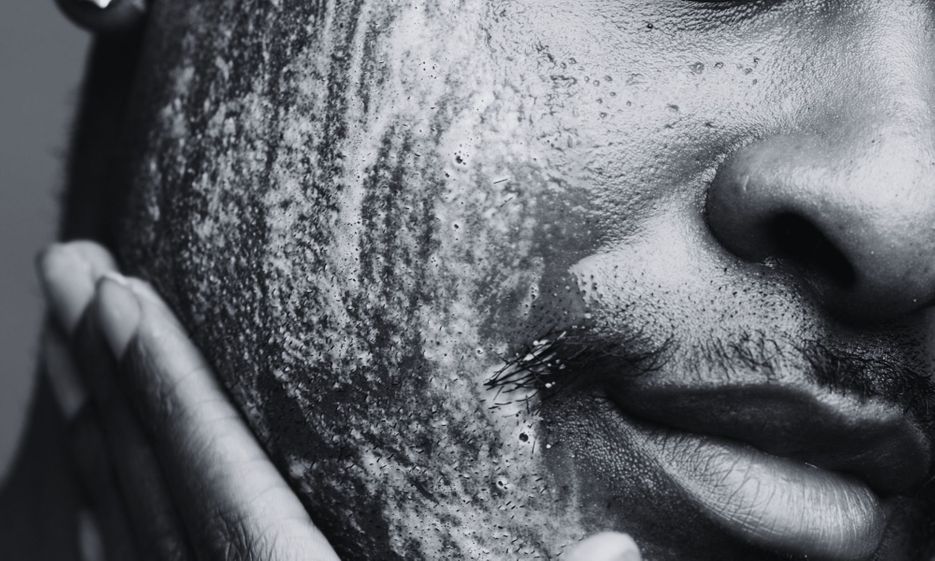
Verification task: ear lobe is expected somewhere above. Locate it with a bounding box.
[56,0,147,34]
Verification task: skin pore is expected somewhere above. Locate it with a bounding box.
[72,0,935,559]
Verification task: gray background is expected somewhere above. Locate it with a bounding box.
[0,2,89,479]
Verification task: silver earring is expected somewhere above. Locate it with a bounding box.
[56,0,147,34]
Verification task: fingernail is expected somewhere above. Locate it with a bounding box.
[37,244,94,334]
[96,273,141,358]
[564,532,641,561]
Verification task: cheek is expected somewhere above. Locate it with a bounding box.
[488,0,808,252]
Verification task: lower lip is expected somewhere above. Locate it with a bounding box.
[629,420,888,561]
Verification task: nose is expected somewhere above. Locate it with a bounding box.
[705,133,935,322]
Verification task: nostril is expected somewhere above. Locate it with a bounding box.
[766,212,857,290]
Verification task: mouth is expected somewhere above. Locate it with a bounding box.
[607,382,932,561]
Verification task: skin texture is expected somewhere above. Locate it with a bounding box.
[76,0,935,559]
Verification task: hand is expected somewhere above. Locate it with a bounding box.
[37,241,341,561]
[37,240,641,561]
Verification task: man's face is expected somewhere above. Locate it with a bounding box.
[120,0,935,559]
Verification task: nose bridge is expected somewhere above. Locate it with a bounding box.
[825,127,935,218]
[805,1,935,254]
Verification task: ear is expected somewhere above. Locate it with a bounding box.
[56,0,146,34]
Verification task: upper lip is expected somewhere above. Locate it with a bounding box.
[609,382,933,495]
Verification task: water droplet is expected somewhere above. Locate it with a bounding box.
[689,62,705,75]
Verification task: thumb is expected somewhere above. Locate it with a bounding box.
[564,532,642,561]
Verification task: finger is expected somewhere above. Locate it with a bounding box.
[97,276,341,561]
[101,394,194,561]
[37,241,117,336]
[73,276,194,561]
[38,243,138,558]
[42,326,124,561]
[68,406,140,561]
[38,241,121,408]
[563,532,641,561]
[38,241,114,422]
[41,324,89,424]
[41,242,193,561]
[85,277,193,561]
